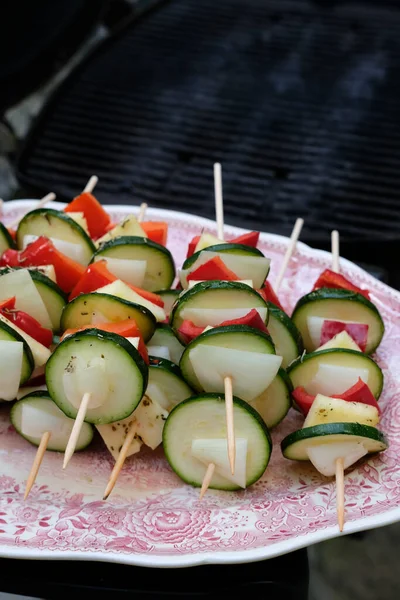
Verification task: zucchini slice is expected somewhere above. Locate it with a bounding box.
[281,422,388,460]
[180,325,278,400]
[170,281,269,341]
[147,324,185,365]
[163,393,272,490]
[250,368,292,429]
[147,356,193,411]
[180,244,270,289]
[155,290,180,319]
[287,348,383,399]
[11,391,94,451]
[92,236,175,291]
[292,288,384,354]
[60,292,156,342]
[16,208,96,264]
[267,303,303,368]
[28,270,67,332]
[46,329,148,424]
[0,221,15,254]
[0,320,34,394]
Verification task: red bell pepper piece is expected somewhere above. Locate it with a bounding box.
[292,387,316,415]
[177,308,269,344]
[186,235,201,258]
[218,308,269,334]
[141,222,168,246]
[7,228,16,242]
[18,237,85,294]
[292,378,380,416]
[69,260,164,307]
[0,297,16,311]
[313,269,370,299]
[0,248,20,268]
[61,320,148,364]
[177,320,205,344]
[69,260,115,300]
[0,298,53,347]
[333,378,380,412]
[320,320,368,352]
[187,256,239,282]
[64,192,111,239]
[257,281,285,311]
[230,231,259,247]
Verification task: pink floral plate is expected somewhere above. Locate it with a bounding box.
[0,200,399,567]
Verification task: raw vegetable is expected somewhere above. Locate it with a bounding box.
[147,324,185,364]
[16,208,95,264]
[163,394,272,490]
[0,312,50,369]
[96,215,146,245]
[0,269,52,329]
[187,256,238,282]
[267,303,303,368]
[0,319,34,395]
[141,222,168,246]
[11,392,94,451]
[0,222,15,254]
[92,236,175,291]
[307,316,368,352]
[95,280,166,322]
[258,281,285,311]
[313,269,370,299]
[303,394,379,428]
[292,288,384,354]
[60,292,156,342]
[155,290,179,319]
[288,348,383,399]
[64,192,111,239]
[46,329,148,424]
[147,356,193,411]
[250,368,292,429]
[316,330,361,353]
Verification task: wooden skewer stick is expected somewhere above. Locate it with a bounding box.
[0,198,3,214]
[274,218,304,293]
[199,463,215,500]
[137,202,148,223]
[83,175,98,194]
[24,431,51,500]
[103,425,137,500]
[336,457,345,532]
[331,230,340,274]
[7,192,56,229]
[63,392,91,469]
[214,163,225,240]
[224,375,235,474]
[331,229,345,531]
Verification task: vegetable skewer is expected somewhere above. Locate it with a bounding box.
[212,162,235,475]
[331,229,345,531]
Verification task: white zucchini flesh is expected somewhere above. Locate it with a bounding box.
[0,269,52,329]
[67,212,89,234]
[0,313,50,368]
[191,438,248,488]
[187,279,253,289]
[180,307,268,327]
[94,256,147,287]
[163,396,271,490]
[306,363,369,396]
[307,441,368,476]
[188,345,282,401]
[180,251,270,288]
[304,394,379,428]
[97,418,143,461]
[96,280,166,322]
[12,397,93,451]
[147,345,171,360]
[0,341,23,400]
[62,356,109,410]
[23,235,87,265]
[307,316,368,349]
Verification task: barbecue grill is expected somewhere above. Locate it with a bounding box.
[16,0,400,288]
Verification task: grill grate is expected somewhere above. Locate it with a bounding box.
[17,0,400,248]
